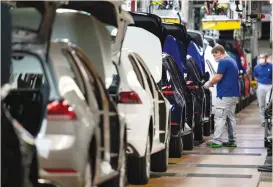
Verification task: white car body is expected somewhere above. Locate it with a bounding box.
[122,26,170,155]
[204,43,217,114]
[117,26,170,184]
[117,49,154,157]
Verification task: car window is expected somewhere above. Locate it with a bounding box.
[73,48,104,109]
[167,56,187,89]
[166,70,171,82]
[188,31,203,47]
[206,60,216,75]
[129,55,145,89]
[161,64,170,87]
[10,54,46,89]
[107,63,120,102]
[137,60,157,96]
[61,48,88,102]
[205,37,215,47]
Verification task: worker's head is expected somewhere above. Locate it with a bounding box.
[211,45,226,62]
[258,53,268,65]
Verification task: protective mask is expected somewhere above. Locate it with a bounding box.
[214,57,220,62]
[259,59,266,64]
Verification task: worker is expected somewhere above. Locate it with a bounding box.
[204,45,240,148]
[253,53,272,127]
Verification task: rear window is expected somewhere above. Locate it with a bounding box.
[205,38,215,47]
[10,53,47,90]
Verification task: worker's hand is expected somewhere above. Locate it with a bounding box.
[203,81,211,89]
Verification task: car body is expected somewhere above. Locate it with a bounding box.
[162,52,195,152]
[128,13,194,155]
[204,35,217,47]
[8,2,57,187]
[12,4,127,187]
[162,23,211,141]
[162,35,195,153]
[204,41,217,131]
[128,12,194,154]
[121,26,171,184]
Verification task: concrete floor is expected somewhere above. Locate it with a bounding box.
[129,101,272,187]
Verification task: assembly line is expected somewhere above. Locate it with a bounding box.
[1,1,272,187]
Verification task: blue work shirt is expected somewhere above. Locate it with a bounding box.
[216,56,240,98]
[253,63,272,85]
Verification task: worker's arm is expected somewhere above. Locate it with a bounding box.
[253,66,258,81]
[209,74,223,86]
[209,60,226,87]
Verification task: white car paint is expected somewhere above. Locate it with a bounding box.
[122,26,163,84]
[204,44,218,114]
[121,27,170,155]
[117,49,154,157]
[53,8,113,89]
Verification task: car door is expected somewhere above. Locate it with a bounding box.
[130,55,156,138]
[136,57,167,144]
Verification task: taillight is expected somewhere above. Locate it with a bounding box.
[47,100,77,121]
[162,85,174,96]
[119,91,142,104]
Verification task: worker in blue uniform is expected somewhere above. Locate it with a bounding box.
[253,53,272,127]
[205,45,240,148]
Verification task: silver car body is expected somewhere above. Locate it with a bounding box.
[11,5,125,187]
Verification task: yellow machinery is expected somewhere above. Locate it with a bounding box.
[161,17,180,23]
[202,17,241,30]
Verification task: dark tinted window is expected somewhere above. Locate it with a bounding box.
[188,31,203,47]
[108,63,120,95]
[205,37,215,47]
